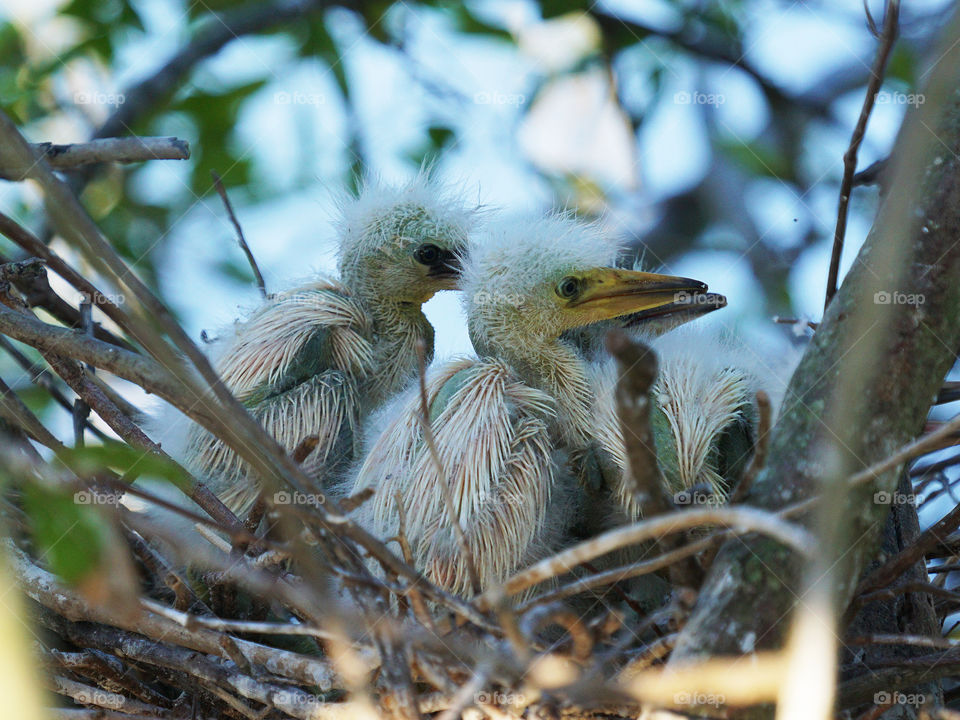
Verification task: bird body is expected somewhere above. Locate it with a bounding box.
[350,215,710,595]
[176,178,473,515]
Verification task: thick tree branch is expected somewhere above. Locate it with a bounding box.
[672,8,960,693]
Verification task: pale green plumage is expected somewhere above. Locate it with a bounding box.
[350,215,649,596]
[180,177,474,515]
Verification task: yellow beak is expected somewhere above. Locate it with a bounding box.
[568,268,708,325]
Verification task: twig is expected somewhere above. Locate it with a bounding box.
[0,137,189,179]
[604,330,674,516]
[0,335,109,441]
[9,541,340,689]
[72,294,93,447]
[477,506,816,603]
[605,329,702,588]
[211,171,267,298]
[48,675,162,717]
[0,247,131,350]
[824,0,900,308]
[414,338,482,596]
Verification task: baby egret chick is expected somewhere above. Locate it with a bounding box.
[592,324,783,520]
[349,216,710,596]
[181,178,474,514]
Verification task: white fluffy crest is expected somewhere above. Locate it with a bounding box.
[461,213,617,309]
[335,173,476,270]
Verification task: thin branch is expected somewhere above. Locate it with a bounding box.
[414,338,481,596]
[477,506,816,603]
[0,137,189,179]
[9,541,340,690]
[211,171,267,298]
[0,335,109,441]
[824,0,900,307]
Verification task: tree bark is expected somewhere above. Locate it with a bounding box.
[671,8,960,703]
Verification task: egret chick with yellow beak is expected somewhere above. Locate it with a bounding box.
[349,215,711,596]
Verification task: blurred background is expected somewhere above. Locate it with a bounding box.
[0,0,953,448]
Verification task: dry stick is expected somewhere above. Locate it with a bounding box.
[0,252,131,351]
[0,137,190,180]
[414,338,482,596]
[72,295,93,447]
[824,0,900,308]
[604,331,675,516]
[46,710,162,720]
[211,171,267,298]
[45,647,169,707]
[517,534,723,613]
[477,506,816,604]
[0,335,110,441]
[48,619,338,720]
[605,330,702,589]
[0,288,247,536]
[0,214,133,348]
[8,541,340,690]
[48,675,163,717]
[0,375,68,452]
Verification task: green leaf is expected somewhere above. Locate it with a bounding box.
[58,441,194,493]
[22,481,112,585]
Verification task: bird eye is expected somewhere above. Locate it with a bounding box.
[415,243,441,265]
[556,276,581,300]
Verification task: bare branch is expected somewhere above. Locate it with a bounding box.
[0,137,189,180]
[478,506,816,602]
[824,0,900,307]
[211,170,267,298]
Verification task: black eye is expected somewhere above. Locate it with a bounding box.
[556,276,581,299]
[415,243,441,265]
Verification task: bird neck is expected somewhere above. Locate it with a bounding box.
[362,295,434,407]
[482,333,596,447]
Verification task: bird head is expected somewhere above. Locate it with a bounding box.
[464,215,710,355]
[336,176,475,305]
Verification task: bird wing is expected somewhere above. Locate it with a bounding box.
[353,358,560,596]
[213,280,375,404]
[183,282,374,513]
